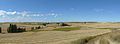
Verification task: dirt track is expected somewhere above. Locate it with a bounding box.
[0,30,111,44]
[86,30,120,44]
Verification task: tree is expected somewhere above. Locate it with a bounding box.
[56,23,60,26]
[0,27,1,33]
[17,28,26,32]
[42,23,46,26]
[8,24,26,33]
[38,26,41,29]
[60,23,70,26]
[31,27,34,30]
[8,24,17,33]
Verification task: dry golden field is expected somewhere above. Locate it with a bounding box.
[0,30,111,44]
[0,22,120,44]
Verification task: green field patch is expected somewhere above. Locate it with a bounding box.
[53,27,81,31]
[28,29,51,32]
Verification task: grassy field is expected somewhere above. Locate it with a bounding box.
[53,27,81,31]
[29,27,81,32]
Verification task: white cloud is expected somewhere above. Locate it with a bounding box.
[51,13,55,15]
[0,10,61,22]
[0,10,6,16]
[17,11,27,17]
[0,10,59,17]
[6,11,16,15]
[0,10,17,16]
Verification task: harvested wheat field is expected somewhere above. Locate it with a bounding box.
[0,29,111,44]
[85,30,120,44]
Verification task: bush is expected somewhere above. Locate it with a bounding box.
[60,23,70,26]
[42,23,46,26]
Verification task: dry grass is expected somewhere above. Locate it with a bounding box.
[1,22,119,44]
[0,30,111,44]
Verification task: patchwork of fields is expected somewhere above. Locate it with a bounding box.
[0,22,120,44]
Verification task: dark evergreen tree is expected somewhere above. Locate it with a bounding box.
[38,26,41,29]
[56,23,60,26]
[8,24,13,33]
[0,27,1,33]
[42,23,46,26]
[61,23,70,26]
[12,24,17,33]
[31,27,34,30]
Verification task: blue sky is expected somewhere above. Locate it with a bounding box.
[0,0,120,22]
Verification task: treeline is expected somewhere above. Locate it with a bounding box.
[31,23,70,31]
[8,24,26,33]
[40,22,70,26]
[19,22,70,26]
[0,27,1,33]
[60,23,70,26]
[31,26,42,31]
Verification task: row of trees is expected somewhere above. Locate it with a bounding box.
[31,26,42,30]
[42,23,70,26]
[8,24,26,33]
[31,23,70,30]
[0,27,1,33]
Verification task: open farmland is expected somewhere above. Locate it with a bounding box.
[0,22,120,44]
[0,30,111,44]
[1,0,120,44]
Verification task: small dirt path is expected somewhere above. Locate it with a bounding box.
[86,30,120,44]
